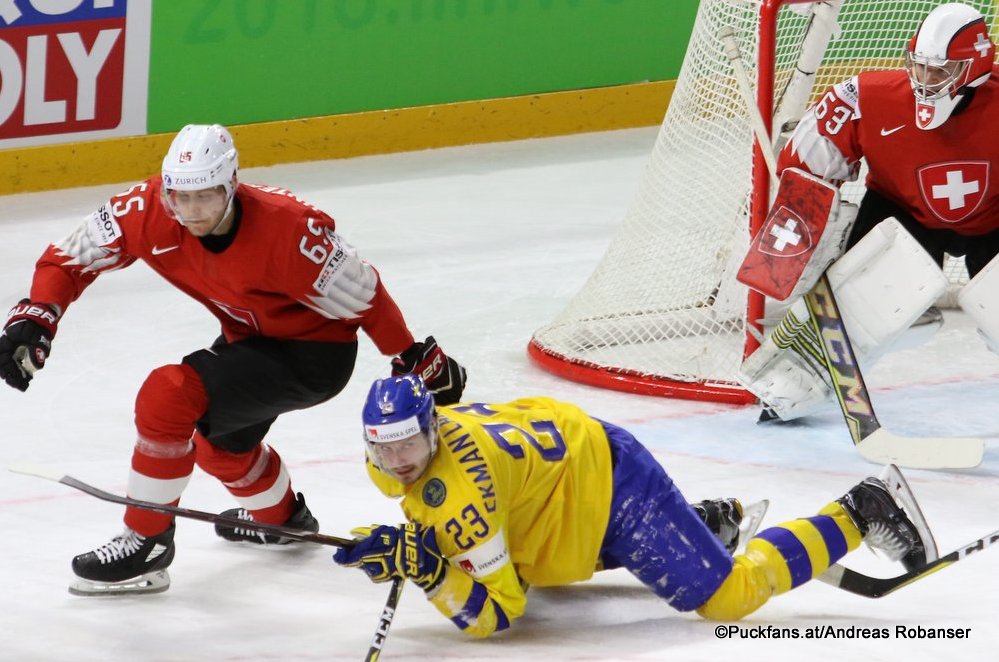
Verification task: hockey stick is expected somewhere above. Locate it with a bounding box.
[719,28,984,470]
[366,577,404,662]
[11,464,406,660]
[10,463,356,546]
[805,276,984,469]
[818,526,999,598]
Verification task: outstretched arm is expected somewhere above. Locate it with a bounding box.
[4,188,142,391]
[334,524,525,638]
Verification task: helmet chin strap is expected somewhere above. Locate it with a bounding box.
[205,193,237,235]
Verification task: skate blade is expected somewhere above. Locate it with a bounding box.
[69,569,170,596]
[736,500,769,552]
[875,465,938,563]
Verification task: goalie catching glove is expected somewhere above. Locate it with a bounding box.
[391,335,467,405]
[0,299,59,392]
[334,523,447,593]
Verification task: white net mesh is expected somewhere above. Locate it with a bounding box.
[530,0,996,401]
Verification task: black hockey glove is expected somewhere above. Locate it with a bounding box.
[0,299,59,392]
[391,335,467,406]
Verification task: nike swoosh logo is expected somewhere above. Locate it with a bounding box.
[880,125,905,136]
[151,245,179,255]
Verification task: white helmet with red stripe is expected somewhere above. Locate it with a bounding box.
[905,3,995,130]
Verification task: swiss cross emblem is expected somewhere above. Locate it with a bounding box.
[917,161,990,223]
[179,151,192,163]
[759,206,812,257]
[974,32,991,57]
[916,102,935,129]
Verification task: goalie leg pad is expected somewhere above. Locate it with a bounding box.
[741,219,946,421]
[958,251,999,355]
[828,217,948,365]
[739,299,833,421]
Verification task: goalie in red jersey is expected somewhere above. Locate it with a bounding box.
[779,2,999,261]
[740,3,999,422]
[0,124,466,596]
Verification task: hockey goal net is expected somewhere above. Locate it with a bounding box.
[529,0,992,403]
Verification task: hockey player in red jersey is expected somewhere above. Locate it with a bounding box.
[741,4,999,423]
[779,2,999,273]
[0,124,467,595]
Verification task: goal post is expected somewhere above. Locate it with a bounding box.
[528,0,991,403]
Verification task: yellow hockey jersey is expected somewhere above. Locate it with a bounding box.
[366,397,614,637]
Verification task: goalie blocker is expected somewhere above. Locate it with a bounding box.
[739,215,947,422]
[738,168,854,303]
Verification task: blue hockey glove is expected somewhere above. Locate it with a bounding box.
[334,523,447,592]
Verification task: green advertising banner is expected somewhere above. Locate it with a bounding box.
[148,0,698,132]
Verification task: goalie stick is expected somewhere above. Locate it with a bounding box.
[9,464,404,662]
[719,28,984,470]
[804,276,984,469]
[818,526,999,598]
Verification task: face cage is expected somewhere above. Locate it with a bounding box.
[364,419,438,475]
[905,52,972,101]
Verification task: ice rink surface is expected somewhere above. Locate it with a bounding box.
[1,128,997,661]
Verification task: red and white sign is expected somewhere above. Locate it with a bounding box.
[0,1,150,148]
[917,161,990,224]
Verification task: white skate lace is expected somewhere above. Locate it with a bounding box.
[93,530,146,564]
[231,509,268,542]
[864,521,908,562]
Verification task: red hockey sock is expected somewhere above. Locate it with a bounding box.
[193,433,296,524]
[125,363,208,535]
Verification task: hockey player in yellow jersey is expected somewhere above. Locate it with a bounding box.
[334,375,932,637]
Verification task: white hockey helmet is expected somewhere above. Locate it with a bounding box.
[161,124,239,218]
[905,3,995,130]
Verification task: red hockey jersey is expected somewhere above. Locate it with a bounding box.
[778,68,999,236]
[30,178,415,354]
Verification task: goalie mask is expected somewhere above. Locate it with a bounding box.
[905,3,995,130]
[362,374,438,484]
[161,124,239,224]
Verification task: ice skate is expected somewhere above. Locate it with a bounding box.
[214,492,319,544]
[70,524,175,596]
[694,498,769,554]
[838,465,937,570]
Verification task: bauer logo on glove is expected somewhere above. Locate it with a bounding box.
[391,336,467,406]
[0,299,60,391]
[334,522,447,593]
